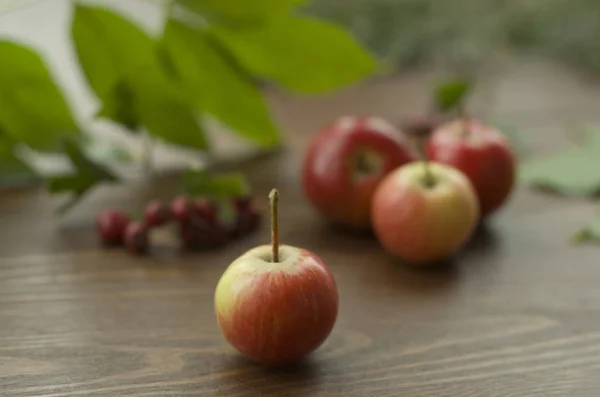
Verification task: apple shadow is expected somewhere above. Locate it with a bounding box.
[364,253,462,301]
[220,355,323,396]
[324,221,377,239]
[462,220,502,257]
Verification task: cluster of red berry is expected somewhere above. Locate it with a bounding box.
[96,195,262,254]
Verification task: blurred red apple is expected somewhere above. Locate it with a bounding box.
[214,189,338,366]
[302,116,418,229]
[425,118,516,218]
[371,161,479,265]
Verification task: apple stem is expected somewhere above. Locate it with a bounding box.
[414,136,435,188]
[422,158,435,188]
[269,188,279,263]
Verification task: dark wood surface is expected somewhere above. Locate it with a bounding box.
[3,61,600,396]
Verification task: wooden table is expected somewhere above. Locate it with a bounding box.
[3,61,600,396]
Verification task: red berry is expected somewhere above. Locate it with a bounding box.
[124,222,149,254]
[144,200,170,227]
[209,224,230,248]
[230,199,262,238]
[232,195,253,211]
[170,196,194,222]
[194,198,218,225]
[97,210,130,246]
[179,220,229,251]
[179,221,198,250]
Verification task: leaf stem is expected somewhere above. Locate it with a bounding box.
[269,188,279,263]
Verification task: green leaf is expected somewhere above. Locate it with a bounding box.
[129,65,210,150]
[96,67,209,151]
[72,5,209,151]
[96,80,139,131]
[47,139,118,214]
[210,15,377,93]
[434,79,470,112]
[571,209,600,244]
[176,0,306,22]
[0,41,79,151]
[71,4,155,101]
[519,130,600,196]
[162,20,280,147]
[181,169,249,199]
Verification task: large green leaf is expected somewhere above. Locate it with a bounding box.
[162,20,281,147]
[0,41,79,151]
[211,15,377,93]
[47,139,118,214]
[96,79,139,131]
[176,0,306,22]
[71,4,155,101]
[519,130,600,196]
[134,76,210,150]
[131,64,210,150]
[72,5,209,151]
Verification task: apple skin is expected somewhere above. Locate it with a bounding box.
[302,116,418,230]
[371,161,480,265]
[214,244,339,366]
[425,118,516,218]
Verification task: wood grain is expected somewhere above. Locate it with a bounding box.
[2,61,600,396]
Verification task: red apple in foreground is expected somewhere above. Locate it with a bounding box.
[371,161,480,265]
[302,116,418,230]
[426,118,516,218]
[214,189,339,365]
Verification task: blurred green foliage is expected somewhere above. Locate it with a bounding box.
[308,0,600,74]
[0,0,377,213]
[3,0,600,219]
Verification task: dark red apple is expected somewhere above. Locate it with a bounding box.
[214,189,339,365]
[371,161,479,265]
[425,118,516,217]
[302,116,418,229]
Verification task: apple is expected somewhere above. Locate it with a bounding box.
[371,161,480,265]
[302,116,418,230]
[214,189,339,365]
[425,118,516,218]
